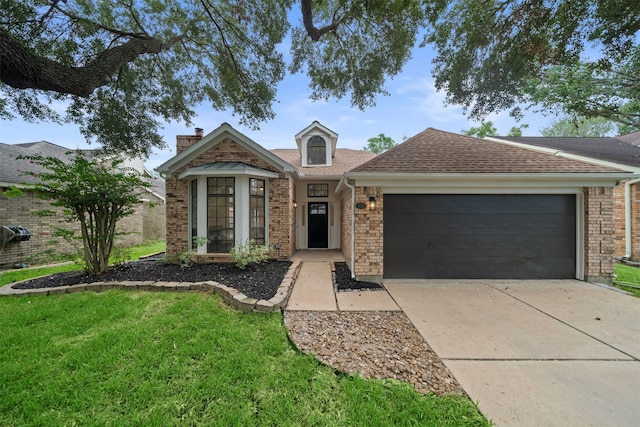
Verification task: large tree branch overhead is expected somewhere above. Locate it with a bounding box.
[0,28,181,97]
[301,0,343,41]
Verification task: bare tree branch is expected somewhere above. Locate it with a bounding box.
[301,0,344,41]
[0,28,182,97]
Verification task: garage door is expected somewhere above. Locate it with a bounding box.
[384,194,576,279]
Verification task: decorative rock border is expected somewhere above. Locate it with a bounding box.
[0,260,302,313]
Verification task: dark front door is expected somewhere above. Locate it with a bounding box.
[384,194,576,279]
[308,202,328,248]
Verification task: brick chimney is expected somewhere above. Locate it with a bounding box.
[176,128,204,154]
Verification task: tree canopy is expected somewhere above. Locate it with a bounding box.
[462,121,528,138]
[1,1,638,157]
[540,116,615,137]
[428,0,640,130]
[0,0,430,157]
[363,133,396,154]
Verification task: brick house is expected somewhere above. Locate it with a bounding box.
[0,141,165,268]
[490,133,640,262]
[158,123,635,283]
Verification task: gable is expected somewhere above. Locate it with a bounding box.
[294,121,339,167]
[156,123,295,178]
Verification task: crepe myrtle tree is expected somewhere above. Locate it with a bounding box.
[16,151,151,275]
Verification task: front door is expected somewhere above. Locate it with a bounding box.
[308,202,328,248]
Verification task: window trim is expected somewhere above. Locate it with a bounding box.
[306,135,327,166]
[307,183,329,198]
[206,177,235,253]
[249,178,266,246]
[189,175,270,254]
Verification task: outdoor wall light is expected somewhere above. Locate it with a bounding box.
[293,200,297,208]
[368,196,376,210]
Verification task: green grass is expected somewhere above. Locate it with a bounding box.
[614,264,640,297]
[0,291,489,426]
[0,240,166,287]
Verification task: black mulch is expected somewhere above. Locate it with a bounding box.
[334,262,384,291]
[11,259,292,301]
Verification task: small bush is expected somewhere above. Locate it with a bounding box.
[230,239,269,269]
[178,251,197,269]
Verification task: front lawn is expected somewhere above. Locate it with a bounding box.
[614,263,640,297]
[0,240,165,287]
[0,291,489,426]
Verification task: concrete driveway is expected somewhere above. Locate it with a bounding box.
[385,279,640,427]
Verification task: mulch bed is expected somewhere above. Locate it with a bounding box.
[11,259,380,299]
[334,262,384,291]
[11,259,291,301]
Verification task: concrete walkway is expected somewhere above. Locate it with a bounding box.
[385,279,640,427]
[285,260,399,311]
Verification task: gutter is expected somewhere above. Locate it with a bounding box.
[624,178,640,258]
[342,178,356,278]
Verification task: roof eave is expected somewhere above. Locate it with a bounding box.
[156,123,296,177]
[344,171,638,187]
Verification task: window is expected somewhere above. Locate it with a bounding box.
[307,136,326,165]
[307,183,329,197]
[207,177,235,253]
[190,179,198,246]
[249,178,265,245]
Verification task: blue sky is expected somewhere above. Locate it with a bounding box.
[1,42,554,171]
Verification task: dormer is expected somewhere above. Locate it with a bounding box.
[294,121,338,167]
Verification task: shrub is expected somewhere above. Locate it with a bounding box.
[230,239,269,269]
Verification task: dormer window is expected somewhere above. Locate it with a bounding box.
[307,136,327,165]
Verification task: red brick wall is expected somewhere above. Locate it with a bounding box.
[165,137,294,261]
[584,187,616,282]
[0,190,77,267]
[352,186,383,281]
[0,188,161,268]
[267,175,295,259]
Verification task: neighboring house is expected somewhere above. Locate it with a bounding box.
[488,133,640,262]
[0,141,165,268]
[158,123,635,284]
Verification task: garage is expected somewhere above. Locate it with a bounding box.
[383,194,577,279]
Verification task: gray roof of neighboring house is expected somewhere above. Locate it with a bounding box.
[0,140,90,185]
[0,141,165,200]
[497,132,640,168]
[350,128,628,174]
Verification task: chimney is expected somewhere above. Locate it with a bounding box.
[176,127,204,154]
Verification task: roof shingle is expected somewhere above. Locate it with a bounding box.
[271,148,376,177]
[351,128,627,174]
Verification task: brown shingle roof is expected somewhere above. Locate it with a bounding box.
[350,128,625,174]
[271,148,376,176]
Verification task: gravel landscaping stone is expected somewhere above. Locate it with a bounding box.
[284,310,465,396]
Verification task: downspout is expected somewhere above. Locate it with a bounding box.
[624,178,640,258]
[343,178,356,278]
